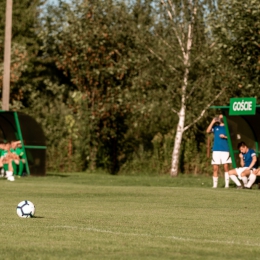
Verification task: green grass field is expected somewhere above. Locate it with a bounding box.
[1,173,260,260]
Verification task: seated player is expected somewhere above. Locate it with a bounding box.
[11,140,25,177]
[228,141,258,189]
[1,142,15,181]
[0,154,4,177]
[0,141,22,181]
[0,142,9,177]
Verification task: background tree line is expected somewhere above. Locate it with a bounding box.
[0,0,259,175]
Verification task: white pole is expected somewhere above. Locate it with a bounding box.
[2,0,13,111]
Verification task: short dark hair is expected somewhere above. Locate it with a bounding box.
[237,141,247,149]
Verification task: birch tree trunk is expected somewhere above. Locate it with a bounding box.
[167,0,196,176]
[170,68,189,176]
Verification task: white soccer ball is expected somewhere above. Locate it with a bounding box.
[16,200,35,218]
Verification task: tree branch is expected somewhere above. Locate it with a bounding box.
[171,107,179,116]
[155,33,176,53]
[183,87,226,132]
[147,47,177,72]
[186,77,204,100]
[161,0,186,57]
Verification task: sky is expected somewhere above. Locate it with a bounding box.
[45,0,71,6]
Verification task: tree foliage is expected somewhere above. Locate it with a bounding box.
[208,0,260,95]
[38,0,157,173]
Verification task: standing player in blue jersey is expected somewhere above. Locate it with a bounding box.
[228,142,258,189]
[206,114,232,188]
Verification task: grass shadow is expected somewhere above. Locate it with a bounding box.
[46,174,70,178]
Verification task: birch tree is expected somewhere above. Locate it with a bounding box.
[157,0,227,176]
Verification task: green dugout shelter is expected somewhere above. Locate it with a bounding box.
[0,111,46,176]
[211,97,260,169]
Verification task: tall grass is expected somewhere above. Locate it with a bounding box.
[120,131,212,175]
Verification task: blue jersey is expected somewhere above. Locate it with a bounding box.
[211,125,229,152]
[243,148,257,168]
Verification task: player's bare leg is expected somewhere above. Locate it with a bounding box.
[6,160,15,181]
